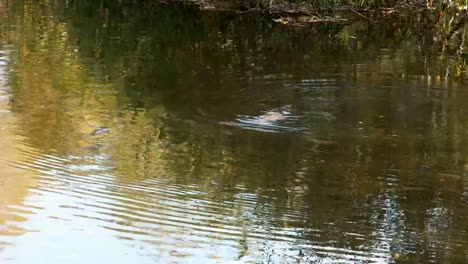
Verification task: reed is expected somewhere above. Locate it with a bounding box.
[222,0,468,11]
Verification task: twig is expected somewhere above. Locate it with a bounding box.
[350,8,374,23]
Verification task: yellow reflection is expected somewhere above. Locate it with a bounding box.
[0,87,38,241]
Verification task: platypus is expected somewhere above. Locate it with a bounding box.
[257,105,292,122]
[258,111,286,122]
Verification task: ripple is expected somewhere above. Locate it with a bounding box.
[1,147,398,263]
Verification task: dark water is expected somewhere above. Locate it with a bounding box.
[1,0,468,263]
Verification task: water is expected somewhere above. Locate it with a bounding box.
[1,1,468,263]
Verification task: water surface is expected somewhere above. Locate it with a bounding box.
[1,1,468,263]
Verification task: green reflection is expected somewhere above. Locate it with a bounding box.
[0,0,468,262]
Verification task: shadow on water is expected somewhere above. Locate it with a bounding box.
[0,0,468,263]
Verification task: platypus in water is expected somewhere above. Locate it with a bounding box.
[257,105,292,122]
[83,126,110,139]
[258,111,286,122]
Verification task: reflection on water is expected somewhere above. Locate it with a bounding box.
[0,48,39,246]
[1,0,468,263]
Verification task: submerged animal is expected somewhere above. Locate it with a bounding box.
[222,105,303,132]
[258,111,286,122]
[257,105,292,122]
[83,126,110,140]
[89,126,110,136]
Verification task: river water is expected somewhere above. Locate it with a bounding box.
[1,1,468,263]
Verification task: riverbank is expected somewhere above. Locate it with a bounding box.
[173,0,465,26]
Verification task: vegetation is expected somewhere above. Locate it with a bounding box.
[181,0,468,26]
